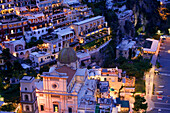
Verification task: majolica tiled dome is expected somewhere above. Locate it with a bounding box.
[58,47,77,64]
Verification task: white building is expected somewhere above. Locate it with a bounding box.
[29,51,57,67]
[42,27,75,54]
[76,50,91,66]
[143,38,159,54]
[20,46,90,113]
[20,76,39,113]
[71,16,110,42]
[116,39,136,59]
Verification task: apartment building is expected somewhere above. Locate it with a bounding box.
[22,12,52,41]
[116,39,136,59]
[14,0,36,7]
[0,0,15,16]
[51,8,78,29]
[71,16,110,42]
[69,4,94,19]
[41,27,75,54]
[29,51,57,67]
[37,0,62,16]
[0,14,28,42]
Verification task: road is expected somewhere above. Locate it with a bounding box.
[145,38,160,112]
[149,37,170,113]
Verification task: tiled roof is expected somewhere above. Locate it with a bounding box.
[56,66,76,85]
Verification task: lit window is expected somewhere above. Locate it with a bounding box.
[11,30,14,34]
[53,105,58,112]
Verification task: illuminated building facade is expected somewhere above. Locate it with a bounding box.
[0,14,28,42]
[71,16,110,42]
[20,46,89,112]
[0,0,15,16]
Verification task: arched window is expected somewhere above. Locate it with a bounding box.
[25,95,29,101]
[40,105,44,111]
[26,105,29,111]
[25,87,27,91]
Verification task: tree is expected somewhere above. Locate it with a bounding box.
[40,66,50,74]
[13,60,23,71]
[2,48,10,58]
[133,95,148,112]
[0,103,16,111]
[31,37,37,42]
[124,20,133,34]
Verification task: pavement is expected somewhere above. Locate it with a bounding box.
[149,37,170,113]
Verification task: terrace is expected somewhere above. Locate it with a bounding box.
[80,30,110,50]
[0,14,23,24]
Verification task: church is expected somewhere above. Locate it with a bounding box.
[20,43,89,113]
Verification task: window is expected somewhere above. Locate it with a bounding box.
[68,96,72,99]
[38,31,40,34]
[68,107,72,113]
[25,95,29,101]
[52,84,57,89]
[104,78,106,81]
[58,43,61,47]
[25,88,27,91]
[53,105,58,112]
[40,105,44,111]
[11,30,14,34]
[26,106,29,111]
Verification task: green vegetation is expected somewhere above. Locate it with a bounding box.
[133,95,148,112]
[0,84,20,103]
[0,103,16,112]
[117,56,152,79]
[2,48,10,59]
[82,36,109,50]
[135,80,145,93]
[156,60,160,68]
[40,65,50,74]
[26,37,44,49]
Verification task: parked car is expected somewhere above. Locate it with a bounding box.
[157,95,163,100]
[159,85,164,88]
[156,91,163,95]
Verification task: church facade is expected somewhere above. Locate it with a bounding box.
[20,44,88,113]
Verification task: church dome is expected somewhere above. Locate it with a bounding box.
[58,47,78,64]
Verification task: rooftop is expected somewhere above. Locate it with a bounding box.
[116,98,129,108]
[118,10,133,19]
[20,76,34,83]
[76,50,91,59]
[73,16,103,25]
[98,98,112,105]
[116,40,136,51]
[55,66,76,85]
[78,79,97,105]
[143,38,159,52]
[30,52,51,58]
[99,81,109,93]
[75,68,87,76]
[101,68,122,73]
[54,27,74,36]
